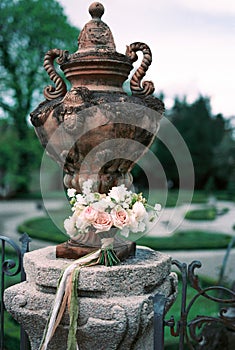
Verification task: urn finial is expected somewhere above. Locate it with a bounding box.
[89,2,105,20]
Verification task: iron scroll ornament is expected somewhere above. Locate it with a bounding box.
[43,49,69,101]
[0,236,22,277]
[1,234,31,350]
[165,260,235,349]
[126,42,155,96]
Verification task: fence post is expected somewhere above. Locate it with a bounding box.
[150,293,167,350]
[19,233,31,350]
[0,239,6,350]
[0,233,31,350]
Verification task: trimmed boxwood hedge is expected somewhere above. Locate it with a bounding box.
[185,207,229,221]
[137,230,232,250]
[185,208,217,221]
[17,216,67,243]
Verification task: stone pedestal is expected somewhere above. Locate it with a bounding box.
[4,246,177,350]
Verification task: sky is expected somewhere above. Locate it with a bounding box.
[57,0,235,118]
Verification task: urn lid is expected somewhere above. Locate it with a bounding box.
[62,2,130,63]
[77,2,116,54]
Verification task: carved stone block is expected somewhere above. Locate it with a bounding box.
[4,246,177,350]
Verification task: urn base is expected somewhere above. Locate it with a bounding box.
[56,239,136,260]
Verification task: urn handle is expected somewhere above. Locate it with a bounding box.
[43,49,68,101]
[126,42,155,96]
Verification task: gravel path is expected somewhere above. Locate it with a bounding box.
[150,200,235,236]
[0,199,65,250]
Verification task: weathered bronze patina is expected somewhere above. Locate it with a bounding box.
[30,2,164,259]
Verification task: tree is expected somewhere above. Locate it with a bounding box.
[154,96,226,189]
[213,120,235,190]
[0,120,19,196]
[0,120,43,196]
[0,0,79,194]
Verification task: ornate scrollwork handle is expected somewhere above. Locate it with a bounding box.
[126,42,155,96]
[43,49,69,101]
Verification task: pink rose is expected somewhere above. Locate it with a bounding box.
[93,211,113,232]
[111,207,129,229]
[83,206,98,222]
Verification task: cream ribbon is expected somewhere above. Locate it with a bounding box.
[39,249,101,350]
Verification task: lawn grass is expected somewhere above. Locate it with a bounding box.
[3,315,20,350]
[137,231,231,250]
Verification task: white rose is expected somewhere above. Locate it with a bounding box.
[108,184,130,203]
[132,201,147,220]
[64,216,77,236]
[67,188,76,198]
[127,210,139,232]
[127,209,147,233]
[75,212,90,232]
[92,197,113,211]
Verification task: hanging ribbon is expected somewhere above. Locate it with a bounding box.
[39,238,120,350]
[39,250,100,350]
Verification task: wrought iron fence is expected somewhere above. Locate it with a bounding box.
[152,240,235,349]
[0,233,31,350]
[165,260,235,349]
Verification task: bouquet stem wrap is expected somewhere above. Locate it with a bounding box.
[98,237,120,266]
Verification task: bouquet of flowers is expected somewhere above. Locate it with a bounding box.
[64,179,161,266]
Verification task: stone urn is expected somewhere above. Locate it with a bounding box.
[30,2,164,259]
